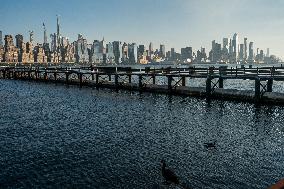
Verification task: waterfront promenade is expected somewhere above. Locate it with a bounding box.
[1,64,284,104]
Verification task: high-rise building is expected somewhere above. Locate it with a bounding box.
[15,34,23,49]
[113,41,122,64]
[170,48,176,60]
[244,38,248,61]
[128,43,137,63]
[0,30,2,47]
[106,42,115,63]
[266,48,270,57]
[50,33,57,52]
[43,23,47,44]
[181,47,192,62]
[29,31,34,43]
[75,34,89,63]
[149,42,153,54]
[239,44,244,61]
[4,35,18,62]
[248,42,254,61]
[56,15,60,48]
[232,33,239,62]
[160,44,165,58]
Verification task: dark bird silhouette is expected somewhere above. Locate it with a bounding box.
[204,141,216,148]
[161,160,180,185]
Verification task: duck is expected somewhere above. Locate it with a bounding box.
[204,141,216,148]
[161,160,180,185]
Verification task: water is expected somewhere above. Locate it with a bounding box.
[0,80,284,189]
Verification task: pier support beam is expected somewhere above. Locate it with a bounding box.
[219,77,224,88]
[167,75,172,92]
[66,73,69,85]
[206,76,212,97]
[267,78,273,92]
[139,75,143,90]
[115,74,119,89]
[181,76,186,86]
[255,77,261,101]
[79,73,82,88]
[96,74,99,88]
[152,75,156,85]
[128,74,131,83]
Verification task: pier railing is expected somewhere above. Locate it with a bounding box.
[1,65,284,104]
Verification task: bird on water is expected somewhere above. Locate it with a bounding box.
[204,141,216,148]
[161,160,180,185]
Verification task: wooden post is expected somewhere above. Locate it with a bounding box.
[96,74,99,88]
[108,74,111,81]
[139,74,143,89]
[54,72,57,81]
[91,73,94,81]
[168,75,172,92]
[181,76,186,86]
[44,71,47,81]
[115,74,119,89]
[219,77,224,88]
[152,74,156,84]
[267,78,273,92]
[255,77,261,101]
[66,73,69,84]
[128,74,131,83]
[79,73,82,88]
[206,76,212,97]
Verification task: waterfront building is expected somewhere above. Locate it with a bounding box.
[4,35,18,62]
[222,38,229,62]
[106,42,115,64]
[170,48,176,61]
[160,44,165,58]
[0,30,3,47]
[232,33,239,62]
[244,38,248,61]
[239,44,244,61]
[29,31,34,44]
[91,40,104,64]
[34,44,48,63]
[122,42,128,62]
[248,42,254,62]
[15,34,24,49]
[75,34,89,63]
[56,15,60,49]
[113,41,122,64]
[43,23,47,44]
[266,48,270,58]
[0,45,4,62]
[128,43,137,63]
[181,47,193,62]
[149,42,153,54]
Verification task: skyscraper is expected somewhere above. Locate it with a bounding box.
[232,33,239,62]
[128,43,137,63]
[160,44,165,58]
[15,34,23,49]
[0,30,2,46]
[56,15,60,48]
[149,42,153,54]
[244,38,248,61]
[43,23,47,44]
[266,48,270,57]
[29,31,34,43]
[239,44,244,61]
[248,42,254,61]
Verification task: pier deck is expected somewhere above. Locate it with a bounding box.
[1,65,284,104]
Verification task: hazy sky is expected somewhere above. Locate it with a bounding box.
[0,0,283,58]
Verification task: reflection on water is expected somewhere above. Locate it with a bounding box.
[0,80,283,189]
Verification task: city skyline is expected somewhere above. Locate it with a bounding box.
[1,0,284,59]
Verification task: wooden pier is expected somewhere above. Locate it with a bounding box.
[1,65,284,104]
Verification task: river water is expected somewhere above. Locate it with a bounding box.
[0,79,284,189]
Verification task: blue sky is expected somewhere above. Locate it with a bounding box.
[0,0,284,58]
